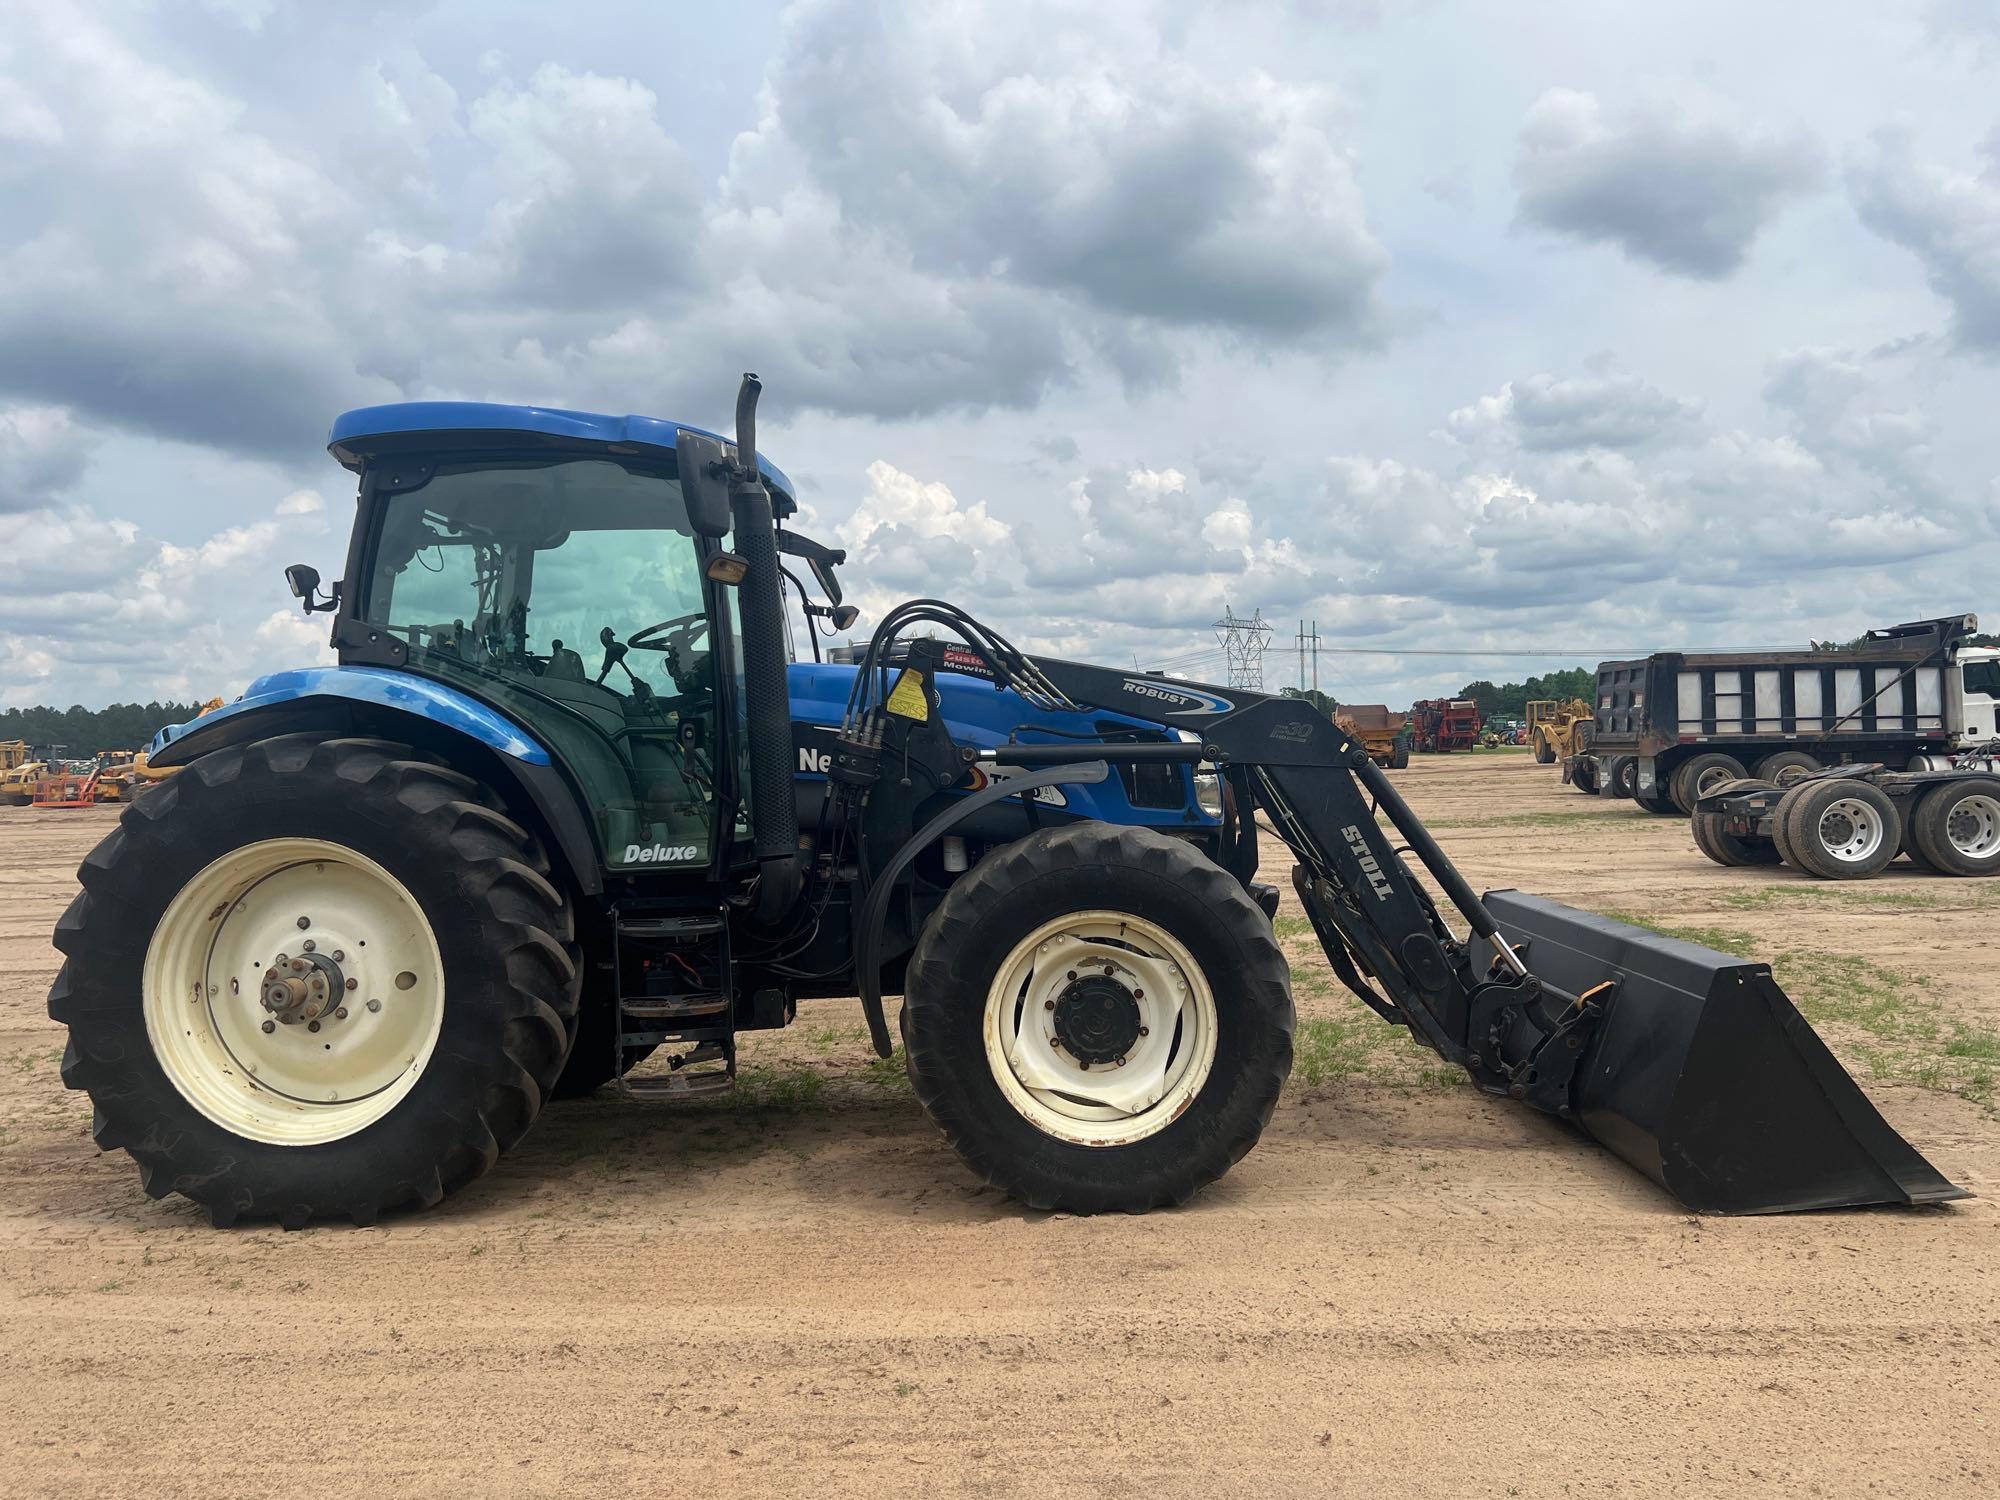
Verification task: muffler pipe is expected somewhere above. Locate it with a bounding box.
[729,373,803,925]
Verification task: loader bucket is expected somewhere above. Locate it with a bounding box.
[1482,891,1968,1214]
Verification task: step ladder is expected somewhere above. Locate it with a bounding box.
[610,907,736,1099]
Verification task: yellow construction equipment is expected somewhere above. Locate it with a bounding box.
[1525,698,1601,793]
[1,741,50,807]
[1335,704,1412,769]
[94,750,140,802]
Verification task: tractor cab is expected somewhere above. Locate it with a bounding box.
[316,403,806,878]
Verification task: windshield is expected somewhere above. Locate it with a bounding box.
[362,457,745,871]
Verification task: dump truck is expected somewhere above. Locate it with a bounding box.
[1572,616,1994,815]
[47,375,1963,1227]
[1334,703,1411,769]
[1411,697,1480,753]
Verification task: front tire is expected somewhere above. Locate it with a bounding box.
[901,823,1294,1213]
[49,735,578,1226]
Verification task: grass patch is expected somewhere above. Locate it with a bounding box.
[730,1066,829,1111]
[1589,908,1996,1109]
[1597,910,1759,958]
[1272,914,1314,941]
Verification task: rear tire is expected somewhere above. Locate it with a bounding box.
[1534,734,1556,765]
[1670,752,1749,814]
[1690,778,1784,866]
[1609,755,1638,799]
[1909,778,2000,877]
[1389,740,1410,770]
[1634,779,1681,816]
[1780,778,1902,880]
[1572,758,1599,795]
[49,735,578,1226]
[901,823,1294,1213]
[1754,750,1821,788]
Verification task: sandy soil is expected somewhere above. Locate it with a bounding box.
[2,754,1995,1499]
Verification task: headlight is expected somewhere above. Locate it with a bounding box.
[1193,764,1225,819]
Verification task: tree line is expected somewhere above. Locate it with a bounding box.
[1452,669,1596,722]
[0,702,208,757]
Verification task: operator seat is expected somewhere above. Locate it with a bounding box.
[544,640,587,681]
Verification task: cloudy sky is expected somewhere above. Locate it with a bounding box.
[2,0,1997,710]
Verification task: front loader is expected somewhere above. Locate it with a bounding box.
[48,377,1964,1226]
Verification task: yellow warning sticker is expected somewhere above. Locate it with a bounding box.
[885,668,930,721]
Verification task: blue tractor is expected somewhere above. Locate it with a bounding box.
[50,377,1963,1226]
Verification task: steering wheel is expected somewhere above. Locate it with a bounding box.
[627,612,708,653]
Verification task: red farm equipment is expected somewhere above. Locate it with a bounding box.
[1412,698,1481,753]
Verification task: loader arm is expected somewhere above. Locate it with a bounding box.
[958,656,1966,1215]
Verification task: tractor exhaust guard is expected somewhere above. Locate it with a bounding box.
[1474,891,1967,1214]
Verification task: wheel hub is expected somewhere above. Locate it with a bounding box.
[261,951,346,1024]
[1821,810,1857,845]
[1052,973,1142,1065]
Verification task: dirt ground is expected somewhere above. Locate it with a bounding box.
[2,753,1995,1499]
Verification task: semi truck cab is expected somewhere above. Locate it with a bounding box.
[1954,646,2000,744]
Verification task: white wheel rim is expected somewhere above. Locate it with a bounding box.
[1816,797,1886,864]
[983,910,1218,1148]
[142,838,445,1146]
[1944,794,2000,858]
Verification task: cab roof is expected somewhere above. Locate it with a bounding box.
[327,401,797,509]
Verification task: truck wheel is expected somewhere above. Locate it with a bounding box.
[1633,780,1680,816]
[1534,734,1556,765]
[49,735,578,1226]
[1690,778,1783,866]
[901,822,1293,1213]
[1670,752,1749,814]
[1909,779,2000,877]
[1780,778,1902,880]
[1390,741,1410,770]
[1573,758,1599,794]
[1609,756,1638,798]
[1754,750,1820,788]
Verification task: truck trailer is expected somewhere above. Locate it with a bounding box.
[1570,615,1995,813]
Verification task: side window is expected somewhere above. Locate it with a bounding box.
[1963,661,2000,699]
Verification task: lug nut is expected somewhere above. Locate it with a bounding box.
[307,1020,320,1033]
[261,1019,275,1034]
[332,950,345,963]
[1133,990,1143,1000]
[1139,1026,1149,1037]
[302,940,316,953]
[345,977,358,991]
[297,917,310,930]
[1066,971,1077,981]
[334,1007,348,1021]
[1044,999,1055,1011]
[366,999,382,1013]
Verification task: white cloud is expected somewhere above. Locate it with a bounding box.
[1847,128,2000,353]
[1514,88,1824,277]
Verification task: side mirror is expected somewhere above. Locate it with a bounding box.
[830,603,860,631]
[776,529,848,604]
[675,430,734,538]
[284,563,340,614]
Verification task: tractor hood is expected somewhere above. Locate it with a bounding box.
[327,402,797,515]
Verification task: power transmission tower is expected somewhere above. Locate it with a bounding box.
[1214,606,1272,690]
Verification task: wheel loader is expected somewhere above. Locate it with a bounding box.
[49,376,1964,1226]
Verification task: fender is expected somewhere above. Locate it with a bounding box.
[854,760,1111,1058]
[144,666,606,894]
